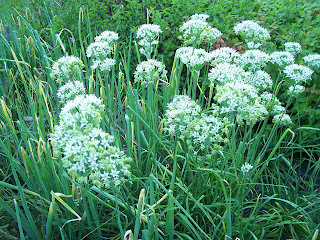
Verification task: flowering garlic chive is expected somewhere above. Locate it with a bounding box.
[179,19,222,46]
[134,59,167,87]
[209,47,240,66]
[272,113,292,126]
[288,85,305,97]
[57,81,86,103]
[235,49,270,72]
[50,56,84,83]
[86,41,113,59]
[176,47,211,70]
[241,163,253,174]
[234,20,270,49]
[94,30,119,44]
[248,70,273,92]
[303,54,320,69]
[270,51,295,67]
[190,13,210,21]
[163,95,228,151]
[214,82,268,125]
[283,64,313,85]
[91,58,116,72]
[57,94,104,131]
[136,24,162,58]
[208,63,250,87]
[284,42,302,56]
[260,91,286,115]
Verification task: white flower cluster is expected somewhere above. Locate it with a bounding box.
[235,49,270,72]
[208,64,272,92]
[214,82,268,125]
[94,30,119,44]
[241,163,253,174]
[50,56,84,83]
[134,59,167,87]
[179,14,222,46]
[303,54,320,69]
[260,92,286,115]
[176,47,211,70]
[136,24,162,58]
[52,95,132,188]
[284,42,302,56]
[234,20,270,49]
[272,113,292,126]
[163,95,228,151]
[57,80,86,103]
[208,63,250,87]
[190,13,210,21]
[86,30,118,71]
[283,64,313,84]
[288,85,305,97]
[209,47,240,66]
[270,51,295,67]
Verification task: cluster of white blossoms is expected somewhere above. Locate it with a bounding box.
[214,82,268,125]
[52,94,132,188]
[94,30,119,44]
[163,95,229,151]
[57,80,86,103]
[179,14,222,46]
[136,24,162,58]
[86,30,118,71]
[284,42,302,56]
[176,47,211,70]
[270,51,295,67]
[209,47,240,66]
[241,163,253,174]
[208,63,250,87]
[288,85,305,97]
[235,49,270,72]
[190,13,210,21]
[234,20,270,49]
[134,59,167,87]
[303,54,320,69]
[283,64,313,84]
[50,56,84,83]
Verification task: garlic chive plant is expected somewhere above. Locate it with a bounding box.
[179,13,222,47]
[234,20,270,49]
[134,59,167,87]
[86,30,119,71]
[136,24,162,59]
[50,56,85,83]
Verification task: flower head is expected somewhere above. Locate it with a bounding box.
[50,56,84,83]
[234,20,270,48]
[179,19,222,46]
[214,82,268,125]
[209,47,240,66]
[134,59,167,87]
[136,24,162,58]
[190,13,210,21]
[241,163,253,174]
[283,64,313,84]
[288,85,305,97]
[235,49,270,72]
[303,54,320,69]
[284,42,302,56]
[57,81,86,103]
[94,30,119,44]
[176,47,211,70]
[270,51,295,67]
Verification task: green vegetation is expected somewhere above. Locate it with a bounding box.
[0,1,319,239]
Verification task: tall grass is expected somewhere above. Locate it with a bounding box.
[0,9,319,240]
